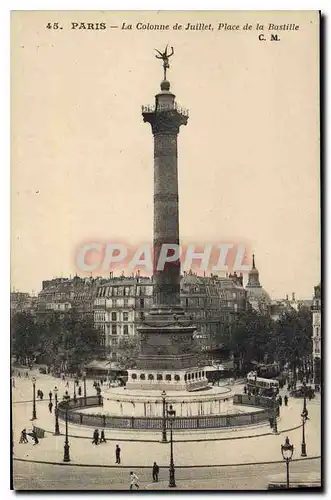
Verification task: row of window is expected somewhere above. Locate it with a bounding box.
[130,371,205,382]
[97,285,153,298]
[109,311,130,322]
[109,324,130,335]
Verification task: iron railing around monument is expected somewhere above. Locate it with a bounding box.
[56,395,276,430]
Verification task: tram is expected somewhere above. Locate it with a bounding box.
[246,371,279,396]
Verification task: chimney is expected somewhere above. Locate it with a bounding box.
[292,292,295,301]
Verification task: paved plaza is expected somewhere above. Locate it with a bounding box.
[12,368,321,489]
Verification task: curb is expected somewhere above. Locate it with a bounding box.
[13,455,321,469]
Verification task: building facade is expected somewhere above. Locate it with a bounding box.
[36,276,107,323]
[94,272,247,359]
[312,283,321,386]
[10,292,37,317]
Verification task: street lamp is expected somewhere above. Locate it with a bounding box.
[63,391,71,462]
[83,370,87,404]
[31,376,37,420]
[167,404,176,488]
[302,381,308,415]
[54,386,60,436]
[301,410,308,457]
[161,390,167,443]
[73,380,77,403]
[281,436,294,489]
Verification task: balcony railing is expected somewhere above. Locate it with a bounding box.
[142,102,189,117]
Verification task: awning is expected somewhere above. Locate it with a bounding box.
[85,360,121,371]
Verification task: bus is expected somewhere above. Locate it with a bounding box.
[246,371,279,396]
[256,363,280,379]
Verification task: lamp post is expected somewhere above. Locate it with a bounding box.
[83,370,87,405]
[161,390,167,443]
[63,391,71,462]
[281,436,294,489]
[73,380,77,403]
[31,376,37,420]
[54,386,60,435]
[301,380,308,457]
[302,380,307,414]
[301,410,308,457]
[167,405,176,488]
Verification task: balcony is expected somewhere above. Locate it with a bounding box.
[141,102,189,117]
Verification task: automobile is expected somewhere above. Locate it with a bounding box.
[290,386,315,399]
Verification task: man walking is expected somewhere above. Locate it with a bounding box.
[152,462,159,482]
[115,444,121,464]
[129,471,139,490]
[92,429,99,445]
[49,390,52,402]
[100,430,106,443]
[284,395,288,406]
[48,401,53,414]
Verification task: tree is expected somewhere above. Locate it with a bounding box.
[11,311,40,365]
[273,307,312,385]
[228,309,275,375]
[30,309,102,373]
[116,335,141,369]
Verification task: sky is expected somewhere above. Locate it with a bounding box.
[11,10,320,299]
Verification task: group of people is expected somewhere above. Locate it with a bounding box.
[277,394,288,407]
[129,463,160,490]
[91,429,108,446]
[19,428,39,445]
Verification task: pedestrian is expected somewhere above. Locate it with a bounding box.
[66,380,69,388]
[152,462,159,482]
[32,431,39,446]
[92,429,99,445]
[40,390,44,400]
[19,429,28,444]
[49,390,52,402]
[284,395,288,406]
[100,430,106,443]
[78,386,82,396]
[243,385,247,394]
[48,401,53,414]
[278,395,282,406]
[269,417,273,429]
[115,444,121,464]
[129,471,139,490]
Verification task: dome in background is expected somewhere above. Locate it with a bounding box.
[245,254,271,310]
